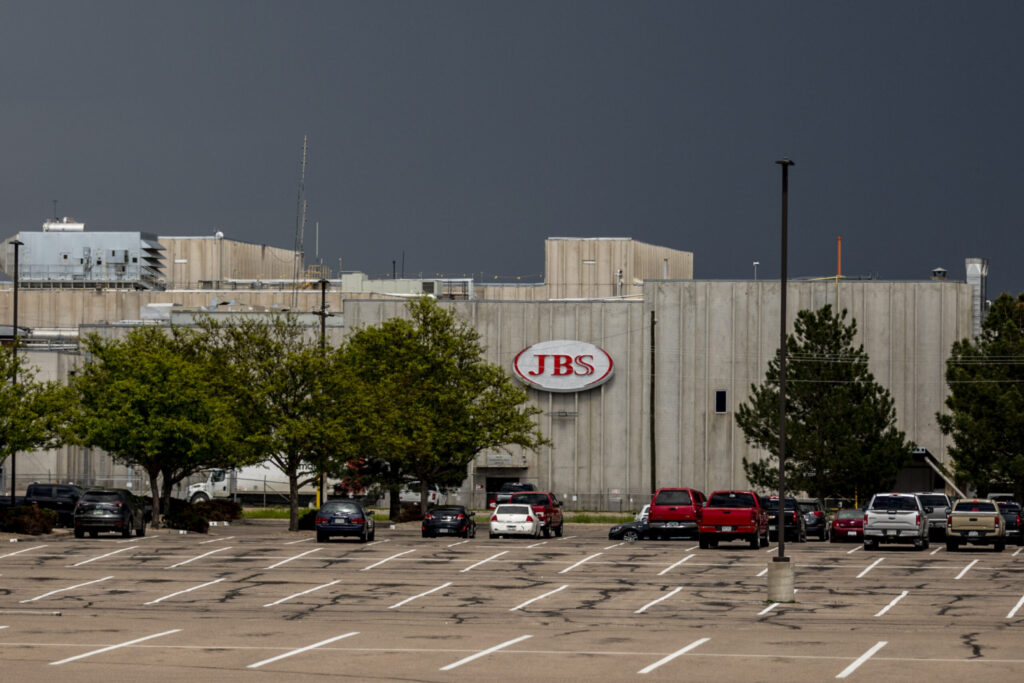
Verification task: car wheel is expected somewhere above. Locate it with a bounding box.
[863,539,877,550]
[760,531,769,547]
[623,529,639,542]
[189,492,210,504]
[946,540,958,551]
[122,519,134,538]
[89,530,98,538]
[543,525,551,539]
[921,537,930,550]
[554,523,564,538]
[421,531,429,538]
[368,529,375,542]
[819,529,827,541]
[994,540,1005,552]
[137,519,146,537]
[913,537,925,550]
[74,528,84,539]
[748,533,759,549]
[489,532,497,539]
[359,528,368,543]
[830,533,838,543]
[317,531,327,543]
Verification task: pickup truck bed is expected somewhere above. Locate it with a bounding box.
[697,490,768,549]
[946,499,1006,551]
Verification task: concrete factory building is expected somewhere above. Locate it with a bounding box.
[1,223,983,509]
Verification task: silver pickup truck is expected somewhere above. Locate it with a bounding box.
[863,492,930,550]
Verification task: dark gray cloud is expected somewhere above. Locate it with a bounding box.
[3,1,1022,295]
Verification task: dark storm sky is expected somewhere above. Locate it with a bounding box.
[3,2,1023,296]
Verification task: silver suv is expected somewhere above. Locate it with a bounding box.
[914,492,952,540]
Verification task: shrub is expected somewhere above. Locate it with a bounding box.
[0,504,58,535]
[298,508,318,530]
[163,508,210,534]
[192,499,242,522]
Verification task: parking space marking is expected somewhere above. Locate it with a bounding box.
[71,546,138,567]
[460,551,507,573]
[446,540,470,548]
[929,545,943,555]
[166,546,233,569]
[143,578,225,605]
[757,589,798,616]
[657,554,695,576]
[603,542,625,550]
[558,552,602,574]
[846,545,861,554]
[635,586,682,614]
[364,549,415,571]
[756,567,768,577]
[526,540,548,548]
[199,535,235,545]
[116,535,155,544]
[264,579,341,607]
[439,634,532,671]
[50,629,181,666]
[284,537,312,545]
[389,581,453,609]
[20,576,113,603]
[266,547,322,569]
[637,637,709,674]
[954,559,979,580]
[1007,595,1024,619]
[1013,546,1022,557]
[510,584,568,611]
[367,539,391,546]
[247,632,359,669]
[856,557,884,578]
[0,545,44,560]
[684,545,699,551]
[874,590,908,617]
[835,641,887,679]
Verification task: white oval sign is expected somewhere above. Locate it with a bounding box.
[512,340,614,393]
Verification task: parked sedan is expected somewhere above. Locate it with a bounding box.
[830,508,865,542]
[73,488,146,538]
[609,519,650,542]
[422,506,477,538]
[315,499,375,543]
[489,504,541,539]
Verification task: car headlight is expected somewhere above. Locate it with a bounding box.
[610,525,623,533]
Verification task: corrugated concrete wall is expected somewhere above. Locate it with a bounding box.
[543,238,693,300]
[161,237,296,287]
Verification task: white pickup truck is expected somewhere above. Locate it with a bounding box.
[863,492,930,550]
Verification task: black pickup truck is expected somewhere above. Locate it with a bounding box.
[487,482,536,510]
[25,483,85,527]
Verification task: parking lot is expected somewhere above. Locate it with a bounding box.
[1,521,1022,682]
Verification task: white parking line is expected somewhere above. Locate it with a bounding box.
[71,546,138,567]
[757,589,798,616]
[166,546,233,569]
[637,637,710,674]
[264,580,341,607]
[955,559,979,580]
[635,587,682,614]
[447,540,471,548]
[1013,546,1022,557]
[684,545,699,551]
[846,545,861,554]
[247,632,359,669]
[0,545,44,559]
[143,578,225,605]
[1007,594,1024,619]
[50,629,181,666]
[874,590,908,617]
[367,539,391,546]
[116,535,155,544]
[284,537,313,545]
[856,557,884,578]
[460,551,507,573]
[526,540,548,548]
[20,576,113,603]
[836,641,887,678]
[558,552,602,574]
[266,547,322,569]
[363,549,415,571]
[756,567,768,577]
[389,581,453,609]
[658,554,695,576]
[603,542,625,550]
[440,634,532,671]
[930,545,943,555]
[199,535,235,545]
[510,584,569,611]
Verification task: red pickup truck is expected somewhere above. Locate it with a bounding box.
[697,490,769,549]
[508,491,564,538]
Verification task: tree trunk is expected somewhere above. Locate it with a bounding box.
[389,486,400,520]
[147,469,162,528]
[420,480,429,517]
[288,471,300,531]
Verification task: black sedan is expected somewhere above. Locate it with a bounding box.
[73,488,147,538]
[608,519,650,542]
[422,506,477,538]
[315,499,376,543]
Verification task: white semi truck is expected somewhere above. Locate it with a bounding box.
[186,463,324,507]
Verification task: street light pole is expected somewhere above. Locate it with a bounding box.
[10,239,23,505]
[768,159,795,602]
[753,261,760,281]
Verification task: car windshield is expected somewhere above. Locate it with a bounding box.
[998,502,1021,513]
[321,502,360,514]
[870,496,918,511]
[707,492,755,507]
[654,490,691,506]
[511,493,549,505]
[764,499,797,510]
[954,501,997,513]
[798,502,820,513]
[496,505,531,515]
[836,509,862,520]
[916,495,948,507]
[83,491,123,503]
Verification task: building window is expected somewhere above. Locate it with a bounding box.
[715,390,728,414]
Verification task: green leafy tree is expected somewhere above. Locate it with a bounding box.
[1,345,70,496]
[736,305,912,501]
[938,292,1024,502]
[198,314,359,531]
[69,326,249,526]
[343,297,547,517]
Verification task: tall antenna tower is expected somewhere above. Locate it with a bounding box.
[291,135,309,309]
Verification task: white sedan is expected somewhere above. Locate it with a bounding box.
[489,504,542,539]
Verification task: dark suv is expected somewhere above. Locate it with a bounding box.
[488,482,536,510]
[73,489,147,538]
[765,496,806,542]
[798,498,829,541]
[25,483,84,527]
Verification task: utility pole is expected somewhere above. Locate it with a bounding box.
[649,310,657,496]
[291,136,308,309]
[10,240,23,505]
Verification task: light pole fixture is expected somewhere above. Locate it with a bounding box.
[753,261,760,281]
[10,239,23,505]
[768,158,795,602]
